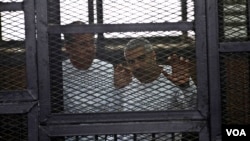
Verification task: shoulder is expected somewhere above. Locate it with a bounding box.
[62,59,73,69]
[91,59,114,74]
[92,59,113,69]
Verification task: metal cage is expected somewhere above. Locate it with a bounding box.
[0,0,249,141]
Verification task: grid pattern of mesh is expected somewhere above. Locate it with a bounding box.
[0,11,26,90]
[49,0,197,114]
[0,0,23,2]
[0,3,28,140]
[218,0,249,42]
[53,132,198,141]
[218,0,250,125]
[52,0,195,25]
[102,0,194,24]
[0,114,28,141]
[220,52,250,124]
[56,0,91,25]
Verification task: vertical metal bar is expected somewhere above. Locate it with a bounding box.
[248,54,250,124]
[152,133,156,141]
[36,0,51,121]
[95,135,98,140]
[47,0,64,113]
[47,0,61,24]
[96,0,103,24]
[218,0,225,42]
[245,0,250,124]
[206,0,222,141]
[249,54,250,124]
[181,0,188,21]
[171,133,175,141]
[39,127,51,141]
[28,104,38,141]
[247,0,250,39]
[0,13,2,41]
[88,0,94,24]
[181,0,188,38]
[96,0,105,59]
[24,0,38,100]
[195,0,209,116]
[199,125,210,141]
[133,134,137,141]
[194,0,210,140]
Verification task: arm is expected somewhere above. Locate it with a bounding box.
[113,64,132,89]
[163,54,197,109]
[163,54,191,86]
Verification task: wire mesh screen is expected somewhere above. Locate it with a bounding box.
[49,0,197,114]
[0,114,28,141]
[220,52,250,125]
[218,0,250,42]
[52,132,199,141]
[52,0,194,25]
[56,0,91,25]
[0,10,26,91]
[0,0,23,2]
[218,0,250,125]
[101,0,194,24]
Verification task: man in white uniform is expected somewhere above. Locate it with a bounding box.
[115,38,197,111]
[62,21,124,140]
[62,21,121,114]
[114,38,197,140]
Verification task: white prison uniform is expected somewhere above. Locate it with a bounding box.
[120,65,197,111]
[62,59,124,141]
[62,59,120,113]
[117,66,197,141]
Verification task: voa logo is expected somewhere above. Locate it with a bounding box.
[226,129,246,136]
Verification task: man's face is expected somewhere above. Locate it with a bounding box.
[65,33,95,70]
[125,46,155,79]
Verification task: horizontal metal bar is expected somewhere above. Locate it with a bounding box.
[0,2,23,11]
[48,22,194,34]
[41,120,205,136]
[219,41,250,52]
[0,90,36,102]
[0,41,24,47]
[46,110,204,124]
[0,102,37,114]
[24,0,38,100]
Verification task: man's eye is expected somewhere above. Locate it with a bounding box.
[137,55,146,60]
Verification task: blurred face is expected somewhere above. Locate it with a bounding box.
[125,46,156,80]
[65,33,95,70]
